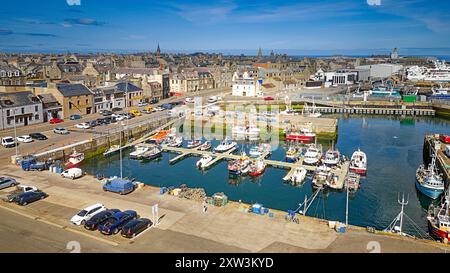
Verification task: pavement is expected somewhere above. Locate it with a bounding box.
[0,165,449,253]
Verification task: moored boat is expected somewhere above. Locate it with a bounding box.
[142,145,163,160]
[214,138,237,153]
[228,152,251,176]
[187,139,202,149]
[415,154,444,199]
[285,146,301,163]
[167,136,183,147]
[283,167,307,185]
[427,188,450,242]
[349,149,367,175]
[303,144,322,166]
[147,130,172,144]
[129,145,150,160]
[198,141,212,151]
[249,143,271,158]
[65,149,85,169]
[103,145,121,157]
[248,159,267,177]
[312,165,337,189]
[346,173,361,192]
[323,148,341,166]
[285,127,316,143]
[196,154,214,169]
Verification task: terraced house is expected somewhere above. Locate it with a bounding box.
[0,91,43,130]
[0,63,26,86]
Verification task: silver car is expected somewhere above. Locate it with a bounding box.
[0,177,19,190]
[53,127,69,135]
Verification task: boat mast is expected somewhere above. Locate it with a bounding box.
[398,193,409,235]
[345,176,349,226]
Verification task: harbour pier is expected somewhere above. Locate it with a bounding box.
[142,144,349,190]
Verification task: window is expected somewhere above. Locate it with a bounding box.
[86,99,88,104]
[69,103,72,109]
[77,100,80,105]
[35,106,38,112]
[6,110,10,117]
[21,108,24,114]
[35,114,39,120]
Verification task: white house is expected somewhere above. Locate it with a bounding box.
[232,72,262,97]
[0,91,44,130]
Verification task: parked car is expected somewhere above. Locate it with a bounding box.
[161,103,173,110]
[53,127,69,135]
[102,178,135,195]
[15,191,48,206]
[208,96,218,103]
[88,120,100,128]
[154,106,164,112]
[129,109,142,117]
[440,135,450,144]
[61,168,84,180]
[6,185,38,202]
[84,209,121,231]
[150,98,159,104]
[121,218,152,238]
[115,114,126,121]
[70,203,106,226]
[102,110,113,116]
[70,115,82,120]
[138,102,149,107]
[16,135,33,143]
[445,145,450,158]
[111,107,123,112]
[185,97,195,104]
[49,118,64,124]
[30,133,48,141]
[264,97,275,101]
[75,123,90,129]
[98,210,138,235]
[0,177,19,190]
[2,137,16,148]
[142,106,154,114]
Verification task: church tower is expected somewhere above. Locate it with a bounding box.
[156,43,161,57]
[257,47,263,62]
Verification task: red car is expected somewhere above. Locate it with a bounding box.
[440,135,450,144]
[264,97,275,101]
[49,118,63,124]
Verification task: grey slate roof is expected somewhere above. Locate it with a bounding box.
[0,91,41,108]
[56,83,93,97]
[115,82,142,93]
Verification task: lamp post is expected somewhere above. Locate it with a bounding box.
[13,109,18,157]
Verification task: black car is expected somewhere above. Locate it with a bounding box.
[84,209,121,231]
[30,133,48,141]
[150,98,159,104]
[102,110,113,116]
[16,191,48,206]
[121,218,152,238]
[111,107,123,112]
[88,120,99,128]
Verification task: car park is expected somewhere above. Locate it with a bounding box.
[30,133,48,140]
[15,191,48,206]
[16,135,33,143]
[49,118,63,124]
[75,122,90,129]
[2,137,16,148]
[0,177,19,190]
[61,168,84,180]
[70,115,82,120]
[84,209,121,230]
[98,210,138,235]
[53,127,69,135]
[121,218,152,238]
[102,178,135,195]
[70,203,106,226]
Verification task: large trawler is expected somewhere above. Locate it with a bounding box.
[427,188,450,242]
[415,153,444,199]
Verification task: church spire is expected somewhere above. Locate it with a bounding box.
[257,47,263,61]
[156,43,161,57]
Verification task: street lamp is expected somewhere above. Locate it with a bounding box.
[12,108,18,157]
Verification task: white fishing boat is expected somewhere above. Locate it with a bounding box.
[323,148,341,166]
[285,146,301,163]
[198,141,212,151]
[103,145,121,157]
[196,154,214,169]
[283,167,307,185]
[187,139,202,149]
[65,149,85,169]
[312,166,337,189]
[346,173,361,192]
[142,145,163,160]
[168,136,183,147]
[232,125,261,139]
[129,145,150,160]
[214,138,237,153]
[249,144,271,158]
[303,144,322,165]
[349,149,367,175]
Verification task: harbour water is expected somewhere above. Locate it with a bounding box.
[82,115,450,236]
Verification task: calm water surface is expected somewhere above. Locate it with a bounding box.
[82,115,450,236]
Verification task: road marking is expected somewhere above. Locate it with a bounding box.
[130,225,154,241]
[0,205,119,247]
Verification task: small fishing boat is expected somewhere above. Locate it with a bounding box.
[312,165,337,189]
[167,136,183,147]
[285,146,301,163]
[323,148,341,166]
[249,143,271,158]
[249,159,267,177]
[415,154,444,199]
[187,139,202,149]
[198,141,212,151]
[346,173,361,192]
[228,152,251,176]
[283,167,307,185]
[427,188,450,242]
[214,138,237,153]
[65,149,85,169]
[285,127,316,143]
[303,144,322,165]
[103,145,121,157]
[147,130,172,144]
[349,149,367,175]
[196,154,214,169]
[232,125,261,139]
[129,145,150,160]
[142,146,162,160]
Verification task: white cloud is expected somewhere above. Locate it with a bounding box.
[367,0,381,6]
[67,0,81,6]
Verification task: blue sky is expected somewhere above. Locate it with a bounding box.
[0,0,449,55]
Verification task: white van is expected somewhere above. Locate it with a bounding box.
[445,145,450,158]
[61,168,84,180]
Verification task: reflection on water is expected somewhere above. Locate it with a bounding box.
[82,115,450,236]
